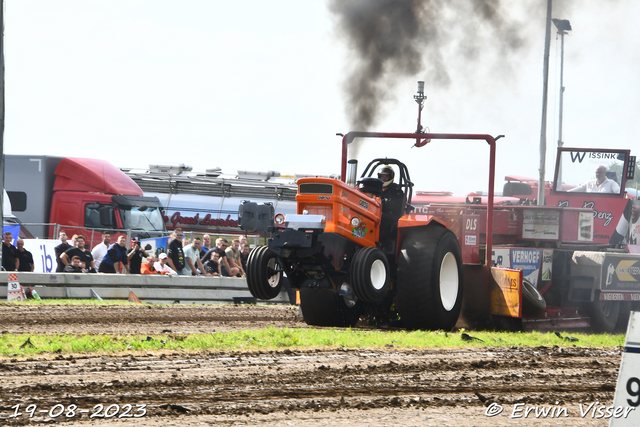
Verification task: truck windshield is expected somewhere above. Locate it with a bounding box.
[120,206,165,231]
[555,150,626,195]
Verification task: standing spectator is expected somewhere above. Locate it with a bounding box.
[60,235,96,273]
[99,235,130,274]
[2,231,19,271]
[202,251,221,276]
[70,234,80,246]
[91,231,111,270]
[16,239,35,272]
[240,243,251,272]
[54,230,72,272]
[200,234,213,258]
[127,237,148,274]
[239,235,248,246]
[154,253,177,276]
[166,227,186,275]
[225,239,245,277]
[183,236,191,247]
[64,256,85,273]
[183,237,205,276]
[215,238,239,277]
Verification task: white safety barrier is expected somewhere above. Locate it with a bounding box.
[0,272,291,305]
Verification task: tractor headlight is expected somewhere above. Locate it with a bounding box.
[351,217,361,227]
[274,213,286,225]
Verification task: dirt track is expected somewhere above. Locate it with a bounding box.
[0,304,625,426]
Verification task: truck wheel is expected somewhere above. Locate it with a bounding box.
[396,225,463,330]
[350,247,390,302]
[246,246,283,300]
[587,297,620,333]
[522,278,546,317]
[299,288,361,327]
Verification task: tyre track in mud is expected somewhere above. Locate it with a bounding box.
[0,347,621,425]
[0,304,624,425]
[0,303,304,334]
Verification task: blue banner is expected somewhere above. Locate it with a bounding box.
[510,248,542,288]
[141,236,170,258]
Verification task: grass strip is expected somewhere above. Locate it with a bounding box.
[1,299,141,306]
[0,328,624,358]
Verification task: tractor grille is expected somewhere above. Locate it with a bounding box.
[299,203,333,222]
[299,183,333,195]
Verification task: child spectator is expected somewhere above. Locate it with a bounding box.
[64,256,85,273]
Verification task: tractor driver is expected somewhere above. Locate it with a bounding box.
[569,165,620,194]
[378,166,405,243]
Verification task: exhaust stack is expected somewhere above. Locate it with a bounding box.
[346,159,358,187]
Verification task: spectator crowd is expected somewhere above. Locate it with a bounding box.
[9,228,256,277]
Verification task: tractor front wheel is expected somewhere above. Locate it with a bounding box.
[396,225,463,330]
[351,247,390,302]
[245,246,283,300]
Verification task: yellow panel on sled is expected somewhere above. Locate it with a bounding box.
[490,267,522,318]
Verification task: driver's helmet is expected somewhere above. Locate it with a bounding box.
[378,166,395,188]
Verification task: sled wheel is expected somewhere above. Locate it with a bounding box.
[522,278,546,317]
[615,302,632,332]
[245,246,283,300]
[396,224,463,330]
[350,247,390,302]
[587,295,620,333]
[299,288,361,327]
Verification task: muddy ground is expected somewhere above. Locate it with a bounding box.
[0,304,625,426]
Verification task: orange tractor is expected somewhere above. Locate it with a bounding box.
[244,131,505,330]
[243,84,640,332]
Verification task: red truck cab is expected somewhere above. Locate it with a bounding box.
[5,155,165,245]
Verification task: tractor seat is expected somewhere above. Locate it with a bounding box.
[357,177,384,197]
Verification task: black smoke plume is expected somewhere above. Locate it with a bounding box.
[329,0,534,131]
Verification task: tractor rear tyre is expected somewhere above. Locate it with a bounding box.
[350,247,390,302]
[299,288,361,327]
[522,278,546,317]
[587,296,620,333]
[245,246,283,300]
[396,225,463,330]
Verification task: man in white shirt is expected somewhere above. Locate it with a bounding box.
[91,231,111,270]
[183,237,205,276]
[154,253,177,276]
[570,165,621,193]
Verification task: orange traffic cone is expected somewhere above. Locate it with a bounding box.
[128,290,142,303]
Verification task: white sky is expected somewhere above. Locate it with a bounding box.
[4,0,640,196]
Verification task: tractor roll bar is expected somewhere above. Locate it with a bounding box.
[340,131,502,266]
